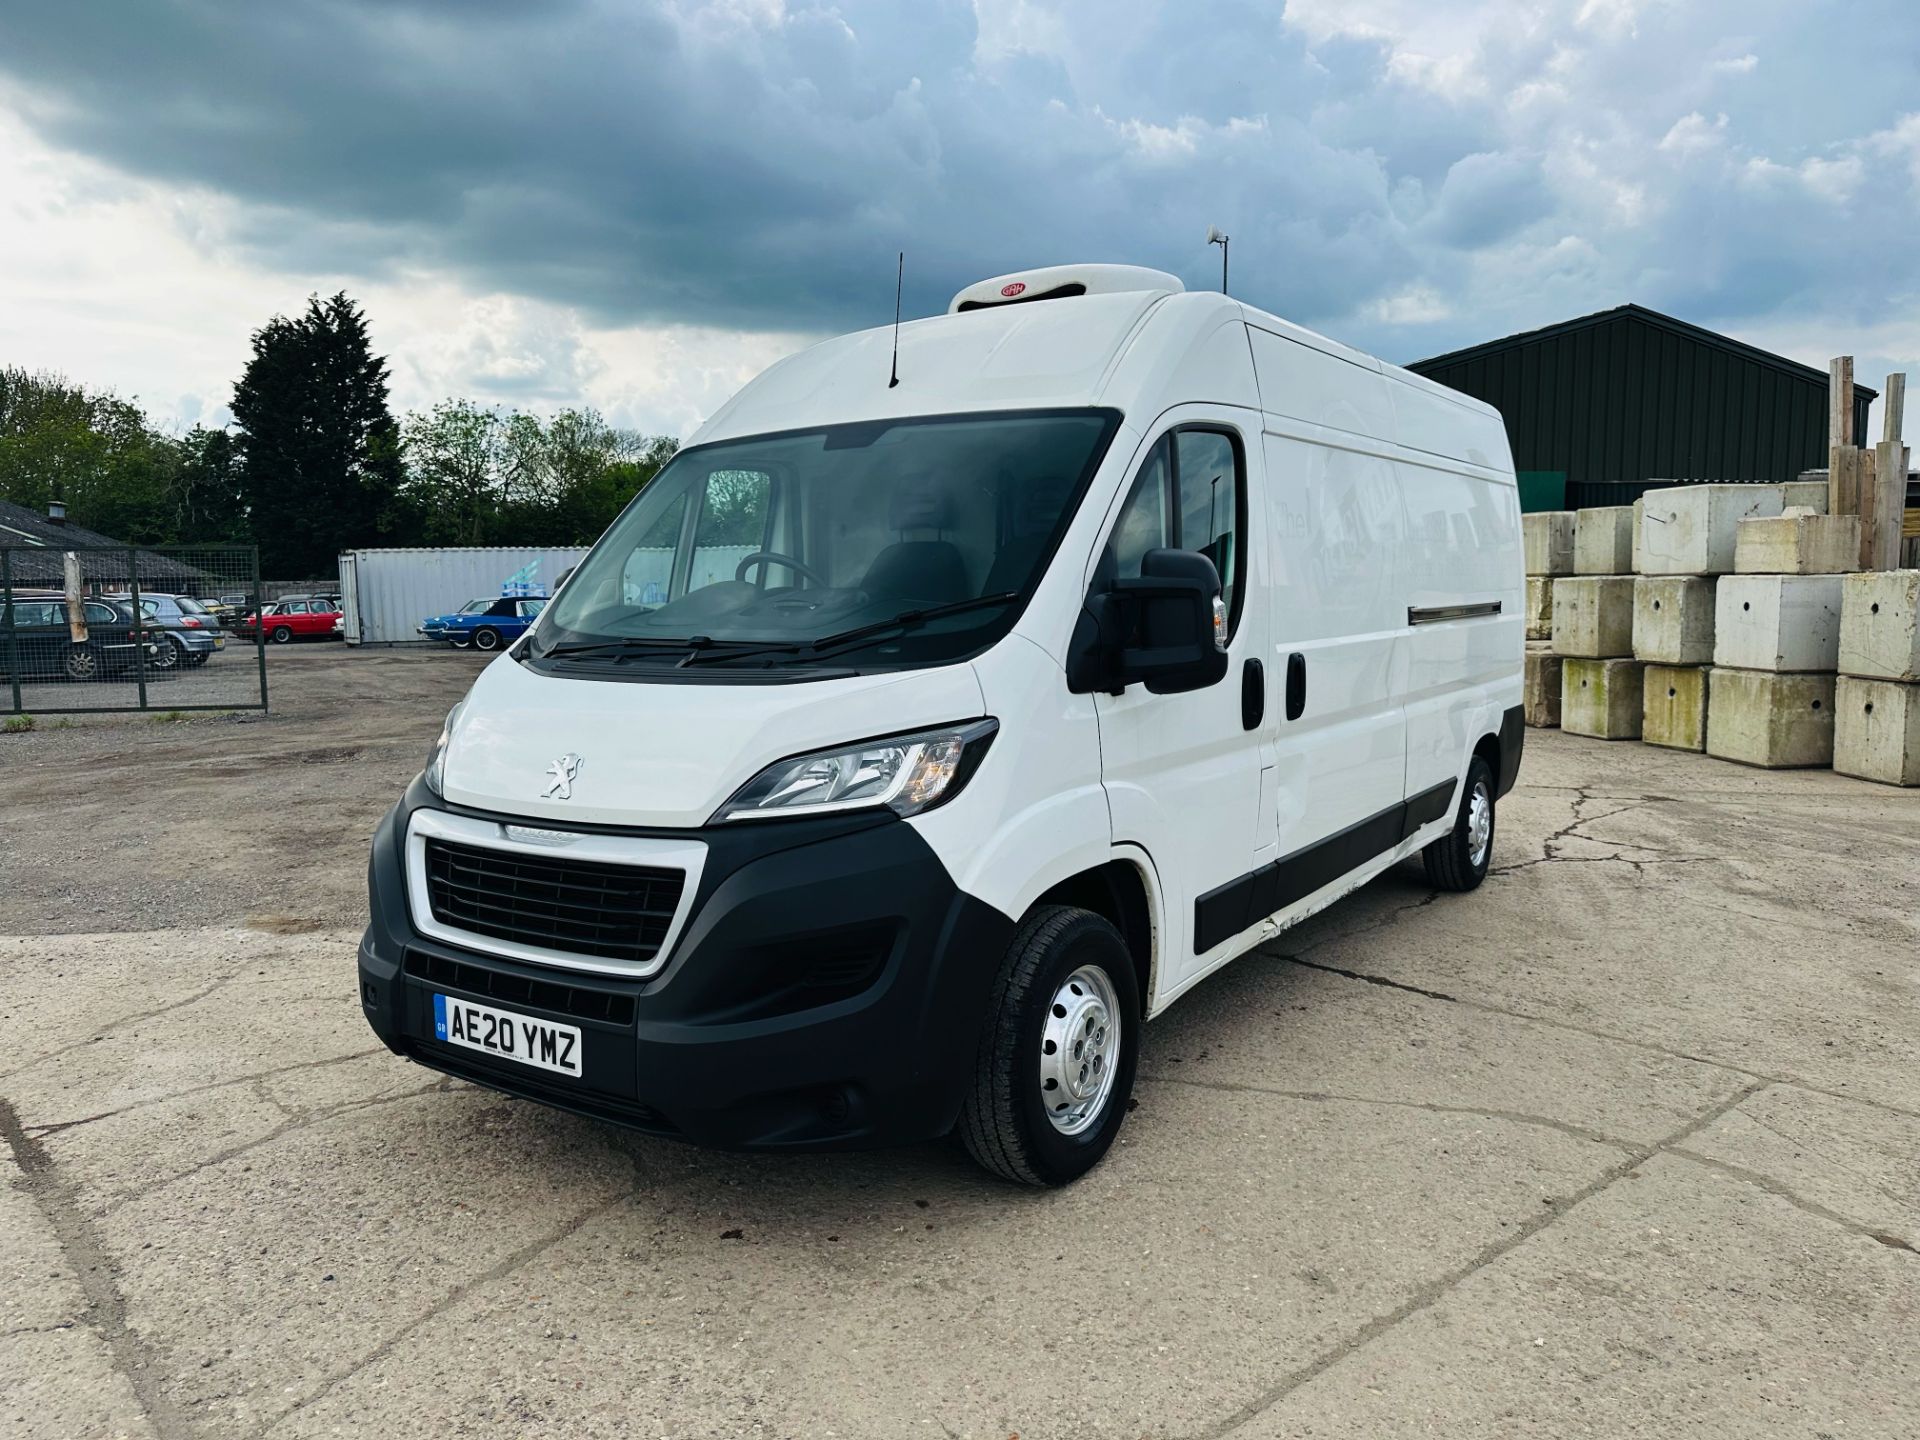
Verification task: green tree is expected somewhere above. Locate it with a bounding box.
[0,367,183,542]
[231,292,403,576]
[397,400,675,546]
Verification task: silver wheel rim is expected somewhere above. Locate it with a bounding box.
[154,640,179,669]
[1467,780,1493,868]
[475,630,498,650]
[1039,964,1121,1136]
[67,650,96,679]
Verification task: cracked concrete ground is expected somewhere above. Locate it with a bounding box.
[3,646,1917,1439]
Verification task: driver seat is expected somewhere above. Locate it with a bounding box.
[860,477,970,606]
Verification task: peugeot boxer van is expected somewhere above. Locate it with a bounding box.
[358,264,1523,1186]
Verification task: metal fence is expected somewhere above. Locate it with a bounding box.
[1,544,269,715]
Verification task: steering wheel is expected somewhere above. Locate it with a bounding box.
[735,551,830,588]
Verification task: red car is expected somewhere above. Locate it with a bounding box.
[237,596,343,644]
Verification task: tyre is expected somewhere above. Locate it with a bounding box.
[270,625,294,645]
[62,645,100,681]
[471,626,501,652]
[1423,754,1496,892]
[151,637,182,671]
[959,905,1140,1187]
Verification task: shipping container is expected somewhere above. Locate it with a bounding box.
[337,547,590,645]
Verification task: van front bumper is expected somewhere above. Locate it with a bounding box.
[357,782,1015,1151]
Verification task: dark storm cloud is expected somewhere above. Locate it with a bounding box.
[2,0,1918,364]
[0,0,1421,332]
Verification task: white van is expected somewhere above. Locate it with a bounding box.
[358,264,1523,1186]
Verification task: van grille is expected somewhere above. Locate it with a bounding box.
[423,838,683,965]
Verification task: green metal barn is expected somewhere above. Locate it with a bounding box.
[1407,304,1874,513]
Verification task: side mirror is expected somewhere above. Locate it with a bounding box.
[1067,548,1229,695]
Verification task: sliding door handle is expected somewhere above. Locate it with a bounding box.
[1285,652,1306,721]
[1241,658,1264,730]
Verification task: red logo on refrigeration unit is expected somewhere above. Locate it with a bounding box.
[1000,282,1026,297]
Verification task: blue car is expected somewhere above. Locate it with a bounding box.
[418,596,546,652]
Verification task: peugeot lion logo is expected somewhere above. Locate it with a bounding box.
[543,754,582,800]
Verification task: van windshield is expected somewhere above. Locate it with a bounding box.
[532,408,1120,671]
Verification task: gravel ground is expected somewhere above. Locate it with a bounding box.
[2,644,1917,1439]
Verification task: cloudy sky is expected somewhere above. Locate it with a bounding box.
[2,0,1917,439]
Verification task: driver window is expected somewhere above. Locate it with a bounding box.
[1107,428,1243,628]
[689,469,771,593]
[1108,437,1172,578]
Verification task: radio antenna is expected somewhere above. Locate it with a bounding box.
[888,251,903,389]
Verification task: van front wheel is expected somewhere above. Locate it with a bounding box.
[959,905,1140,1187]
[1423,755,1496,892]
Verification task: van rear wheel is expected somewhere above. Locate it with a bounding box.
[958,905,1140,1187]
[1423,755,1496,892]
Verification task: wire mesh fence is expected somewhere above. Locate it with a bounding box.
[1,544,269,714]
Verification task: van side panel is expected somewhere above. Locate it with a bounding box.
[1388,379,1523,802]
[1261,428,1409,863]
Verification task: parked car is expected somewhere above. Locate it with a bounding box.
[1,593,166,681]
[103,593,225,668]
[418,596,546,652]
[237,596,343,644]
[359,261,1523,1188]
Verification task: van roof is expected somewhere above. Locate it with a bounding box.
[692,277,1500,451]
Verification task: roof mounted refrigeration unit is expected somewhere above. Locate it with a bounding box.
[948,264,1185,314]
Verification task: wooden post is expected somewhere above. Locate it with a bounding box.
[1869,439,1909,570]
[62,550,88,643]
[1882,372,1906,444]
[1830,356,1854,447]
[1829,356,1857,519]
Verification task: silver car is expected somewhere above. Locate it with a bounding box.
[105,593,226,669]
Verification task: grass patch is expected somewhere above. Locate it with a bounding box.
[2,714,34,734]
[150,710,189,724]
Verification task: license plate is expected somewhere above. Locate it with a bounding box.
[214,637,225,650]
[433,994,582,1078]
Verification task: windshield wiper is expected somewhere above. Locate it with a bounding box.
[678,593,1023,668]
[537,636,700,662]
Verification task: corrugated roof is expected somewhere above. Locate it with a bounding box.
[0,499,216,586]
[1411,303,1878,402]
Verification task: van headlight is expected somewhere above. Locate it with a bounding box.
[714,719,997,822]
[422,700,464,796]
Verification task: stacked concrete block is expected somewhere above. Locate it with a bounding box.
[1525,577,1554,641]
[1552,576,1635,658]
[1633,577,1716,664]
[1706,575,1843,767]
[1732,511,1861,575]
[1630,498,1646,575]
[1524,642,1563,729]
[1706,669,1836,768]
[1638,483,1785,575]
[1837,570,1920,680]
[1643,664,1709,751]
[1524,512,1576,577]
[1574,506,1635,574]
[1834,571,1920,785]
[1780,480,1830,513]
[1713,576,1843,672]
[1562,658,1644,739]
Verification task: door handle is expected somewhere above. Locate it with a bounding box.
[1241,658,1264,730]
[1285,652,1306,721]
